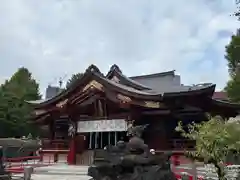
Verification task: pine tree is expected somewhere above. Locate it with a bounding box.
[0,67,41,137]
[66,73,83,89]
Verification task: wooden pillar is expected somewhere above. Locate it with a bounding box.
[54,153,58,162]
[49,120,55,140]
[159,120,167,150]
[89,132,92,149]
[67,135,76,165]
[108,132,111,145]
[67,119,77,165]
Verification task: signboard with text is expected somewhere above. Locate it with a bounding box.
[77,119,127,133]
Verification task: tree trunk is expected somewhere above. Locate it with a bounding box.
[191,161,197,180]
[214,163,226,180]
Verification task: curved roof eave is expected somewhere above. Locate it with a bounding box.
[26,99,50,104]
[27,65,163,108]
[211,99,240,109]
[208,99,240,118]
[26,64,103,107]
[95,74,162,100]
[162,84,216,98]
[106,64,152,90]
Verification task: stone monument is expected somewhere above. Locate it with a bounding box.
[88,124,176,180]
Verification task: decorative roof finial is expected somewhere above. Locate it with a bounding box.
[110,64,122,74]
[86,64,101,74]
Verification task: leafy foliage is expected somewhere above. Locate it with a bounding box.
[176,116,240,179]
[0,67,41,137]
[225,32,240,77]
[225,73,240,102]
[66,73,83,89]
[225,30,240,102]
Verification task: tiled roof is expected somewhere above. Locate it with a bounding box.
[26,64,216,105]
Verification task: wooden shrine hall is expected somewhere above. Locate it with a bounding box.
[27,64,240,165]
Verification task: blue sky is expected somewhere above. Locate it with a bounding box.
[0,0,239,95]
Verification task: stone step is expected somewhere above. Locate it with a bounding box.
[32,174,91,180]
[33,164,89,175]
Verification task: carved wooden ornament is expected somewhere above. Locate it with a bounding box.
[117,94,132,103]
[111,76,120,83]
[82,80,104,92]
[34,109,46,116]
[56,99,68,108]
[68,120,77,137]
[144,101,164,108]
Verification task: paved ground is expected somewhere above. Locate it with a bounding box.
[31,174,91,180]
[12,164,91,180]
[12,174,91,180]
[10,162,240,180]
[33,164,89,175]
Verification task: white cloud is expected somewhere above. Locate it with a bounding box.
[0,0,239,95]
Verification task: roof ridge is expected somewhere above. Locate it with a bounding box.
[130,70,176,79]
[86,64,104,76]
[106,64,152,90]
[110,64,122,73]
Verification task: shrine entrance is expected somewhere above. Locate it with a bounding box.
[76,119,128,150]
[86,131,126,149]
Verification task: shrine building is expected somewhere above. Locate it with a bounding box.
[27,64,240,165]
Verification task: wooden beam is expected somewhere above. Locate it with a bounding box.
[141,110,171,115]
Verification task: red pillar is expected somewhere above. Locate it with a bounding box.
[172,154,180,166]
[67,136,76,165]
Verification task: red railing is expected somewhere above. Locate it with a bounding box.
[171,155,205,180]
[4,155,55,174]
[4,156,41,163]
[42,138,195,151]
[175,173,204,180]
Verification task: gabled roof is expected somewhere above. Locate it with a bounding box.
[106,64,151,90]
[162,84,216,98]
[211,99,240,109]
[143,84,215,98]
[27,65,162,107]
[27,64,217,109]
[207,99,240,117]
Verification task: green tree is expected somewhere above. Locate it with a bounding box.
[225,30,240,102]
[0,85,18,137]
[66,73,83,89]
[176,116,240,180]
[225,31,240,77]
[0,67,41,137]
[226,73,240,102]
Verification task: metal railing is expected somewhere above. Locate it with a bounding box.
[4,156,42,173]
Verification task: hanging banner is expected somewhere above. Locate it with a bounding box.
[77,119,127,132]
